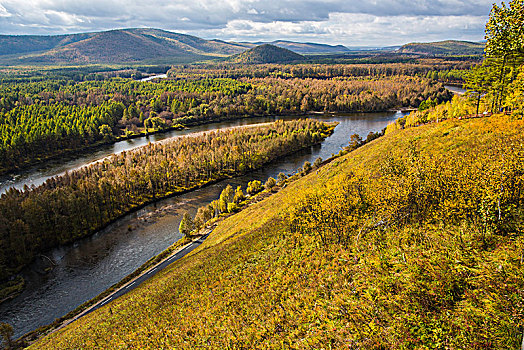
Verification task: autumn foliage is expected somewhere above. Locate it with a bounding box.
[32,113,524,349]
[0,119,332,283]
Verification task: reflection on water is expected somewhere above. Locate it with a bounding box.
[0,111,405,338]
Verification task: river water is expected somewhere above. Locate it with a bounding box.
[444,85,467,95]
[0,111,406,338]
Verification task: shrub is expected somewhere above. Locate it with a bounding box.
[264,177,276,190]
[247,180,263,195]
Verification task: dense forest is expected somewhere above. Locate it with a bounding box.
[168,59,475,82]
[0,119,332,284]
[0,66,454,174]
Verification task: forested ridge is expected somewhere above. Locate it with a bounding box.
[0,119,332,284]
[0,71,451,174]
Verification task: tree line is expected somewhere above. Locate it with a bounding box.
[167,60,476,80]
[0,74,450,173]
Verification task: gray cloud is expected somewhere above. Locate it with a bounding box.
[0,0,495,45]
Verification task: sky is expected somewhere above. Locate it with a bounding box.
[0,0,496,47]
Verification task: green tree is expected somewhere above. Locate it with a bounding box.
[465,64,492,115]
[220,185,235,205]
[505,65,524,115]
[151,99,163,113]
[233,186,245,204]
[301,161,312,175]
[179,212,194,236]
[484,0,524,110]
[99,124,114,142]
[194,205,213,230]
[144,118,152,132]
[247,180,263,195]
[313,157,323,169]
[348,134,363,150]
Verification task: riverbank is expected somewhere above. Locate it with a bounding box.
[0,122,335,306]
[18,147,342,348]
[0,108,412,180]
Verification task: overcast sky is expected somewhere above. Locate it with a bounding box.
[0,0,496,46]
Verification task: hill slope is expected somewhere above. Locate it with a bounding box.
[32,113,524,349]
[398,40,485,56]
[229,44,305,64]
[0,28,249,64]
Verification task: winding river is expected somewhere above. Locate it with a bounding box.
[0,111,407,338]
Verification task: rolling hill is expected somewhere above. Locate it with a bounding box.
[397,40,485,56]
[242,40,350,54]
[0,28,250,65]
[229,44,305,64]
[0,29,348,65]
[31,112,524,349]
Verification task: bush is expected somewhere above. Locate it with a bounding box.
[301,161,312,175]
[247,180,263,195]
[233,186,245,204]
[313,157,323,169]
[264,177,276,190]
[227,202,240,213]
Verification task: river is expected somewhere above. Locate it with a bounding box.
[444,85,467,95]
[0,111,407,338]
[140,73,168,82]
[0,117,297,194]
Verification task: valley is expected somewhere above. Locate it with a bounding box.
[0,0,522,348]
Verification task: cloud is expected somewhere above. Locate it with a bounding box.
[0,4,10,17]
[193,13,487,46]
[0,0,494,45]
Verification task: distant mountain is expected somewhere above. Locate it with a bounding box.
[241,41,349,54]
[270,40,349,54]
[0,28,249,64]
[397,40,485,56]
[229,44,305,64]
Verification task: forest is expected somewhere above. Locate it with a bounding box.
[0,119,333,284]
[167,59,475,82]
[0,64,455,174]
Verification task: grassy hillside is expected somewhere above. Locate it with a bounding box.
[31,114,524,349]
[230,44,305,64]
[0,29,249,65]
[398,40,485,56]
